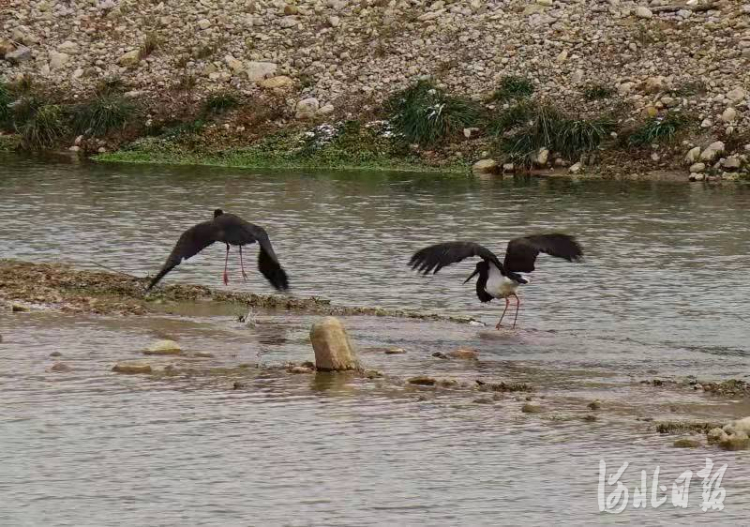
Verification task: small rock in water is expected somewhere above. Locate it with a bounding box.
[50,351,62,357]
[582,414,598,422]
[287,365,315,374]
[50,362,71,373]
[408,376,437,386]
[522,403,544,414]
[0,334,3,344]
[144,339,182,355]
[432,352,449,360]
[384,347,407,355]
[448,347,479,360]
[587,400,602,410]
[673,438,701,448]
[113,362,153,375]
[472,158,499,174]
[11,303,30,312]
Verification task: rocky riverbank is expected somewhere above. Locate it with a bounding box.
[2,0,750,179]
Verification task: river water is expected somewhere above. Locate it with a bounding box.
[1,154,749,525]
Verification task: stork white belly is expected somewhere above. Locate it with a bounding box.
[485,264,519,299]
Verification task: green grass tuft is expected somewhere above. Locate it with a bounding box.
[385,80,482,147]
[71,94,136,136]
[626,113,687,147]
[0,83,12,129]
[18,104,66,149]
[95,76,126,96]
[202,91,240,115]
[498,105,615,163]
[582,84,616,101]
[138,33,160,60]
[492,76,534,102]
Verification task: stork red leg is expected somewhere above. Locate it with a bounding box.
[239,245,248,281]
[223,244,230,285]
[512,293,521,329]
[496,297,510,329]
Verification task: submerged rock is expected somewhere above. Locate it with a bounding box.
[408,376,437,386]
[310,317,359,372]
[673,438,701,448]
[112,362,153,374]
[432,352,449,360]
[384,347,407,355]
[472,158,498,174]
[587,400,602,410]
[522,403,544,414]
[448,347,479,360]
[50,362,71,373]
[144,339,182,355]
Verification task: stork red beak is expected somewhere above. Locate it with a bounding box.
[463,269,479,284]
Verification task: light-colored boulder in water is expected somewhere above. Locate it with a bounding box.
[144,339,182,355]
[472,158,498,174]
[310,317,359,371]
[112,362,153,374]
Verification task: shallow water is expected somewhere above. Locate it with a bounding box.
[1,155,750,525]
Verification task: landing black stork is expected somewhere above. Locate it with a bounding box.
[147,209,289,292]
[409,234,583,329]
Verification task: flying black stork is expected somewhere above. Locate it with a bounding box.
[147,209,289,292]
[409,234,583,329]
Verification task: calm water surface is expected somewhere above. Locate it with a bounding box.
[1,155,749,526]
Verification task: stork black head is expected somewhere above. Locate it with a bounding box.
[213,209,224,218]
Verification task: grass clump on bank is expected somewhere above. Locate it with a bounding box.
[494,104,615,164]
[385,80,482,147]
[492,76,534,102]
[626,113,688,147]
[17,102,67,149]
[202,91,240,115]
[71,95,136,136]
[583,84,616,101]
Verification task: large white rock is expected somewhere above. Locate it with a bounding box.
[310,317,359,372]
[224,54,244,73]
[727,87,748,104]
[118,49,140,67]
[689,162,705,173]
[49,51,70,71]
[245,61,278,82]
[472,158,498,173]
[635,6,653,18]
[685,146,702,164]
[58,40,79,54]
[700,141,725,162]
[295,97,320,119]
[721,107,737,123]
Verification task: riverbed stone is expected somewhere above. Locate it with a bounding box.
[310,317,359,371]
[727,87,748,104]
[6,46,32,63]
[244,61,277,82]
[258,75,293,89]
[673,438,701,448]
[447,347,479,360]
[295,97,320,119]
[112,362,153,374]
[50,362,72,373]
[634,6,653,18]
[700,141,725,162]
[689,162,706,173]
[118,50,140,67]
[144,339,182,355]
[49,51,70,71]
[721,107,737,123]
[685,146,702,163]
[472,158,498,174]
